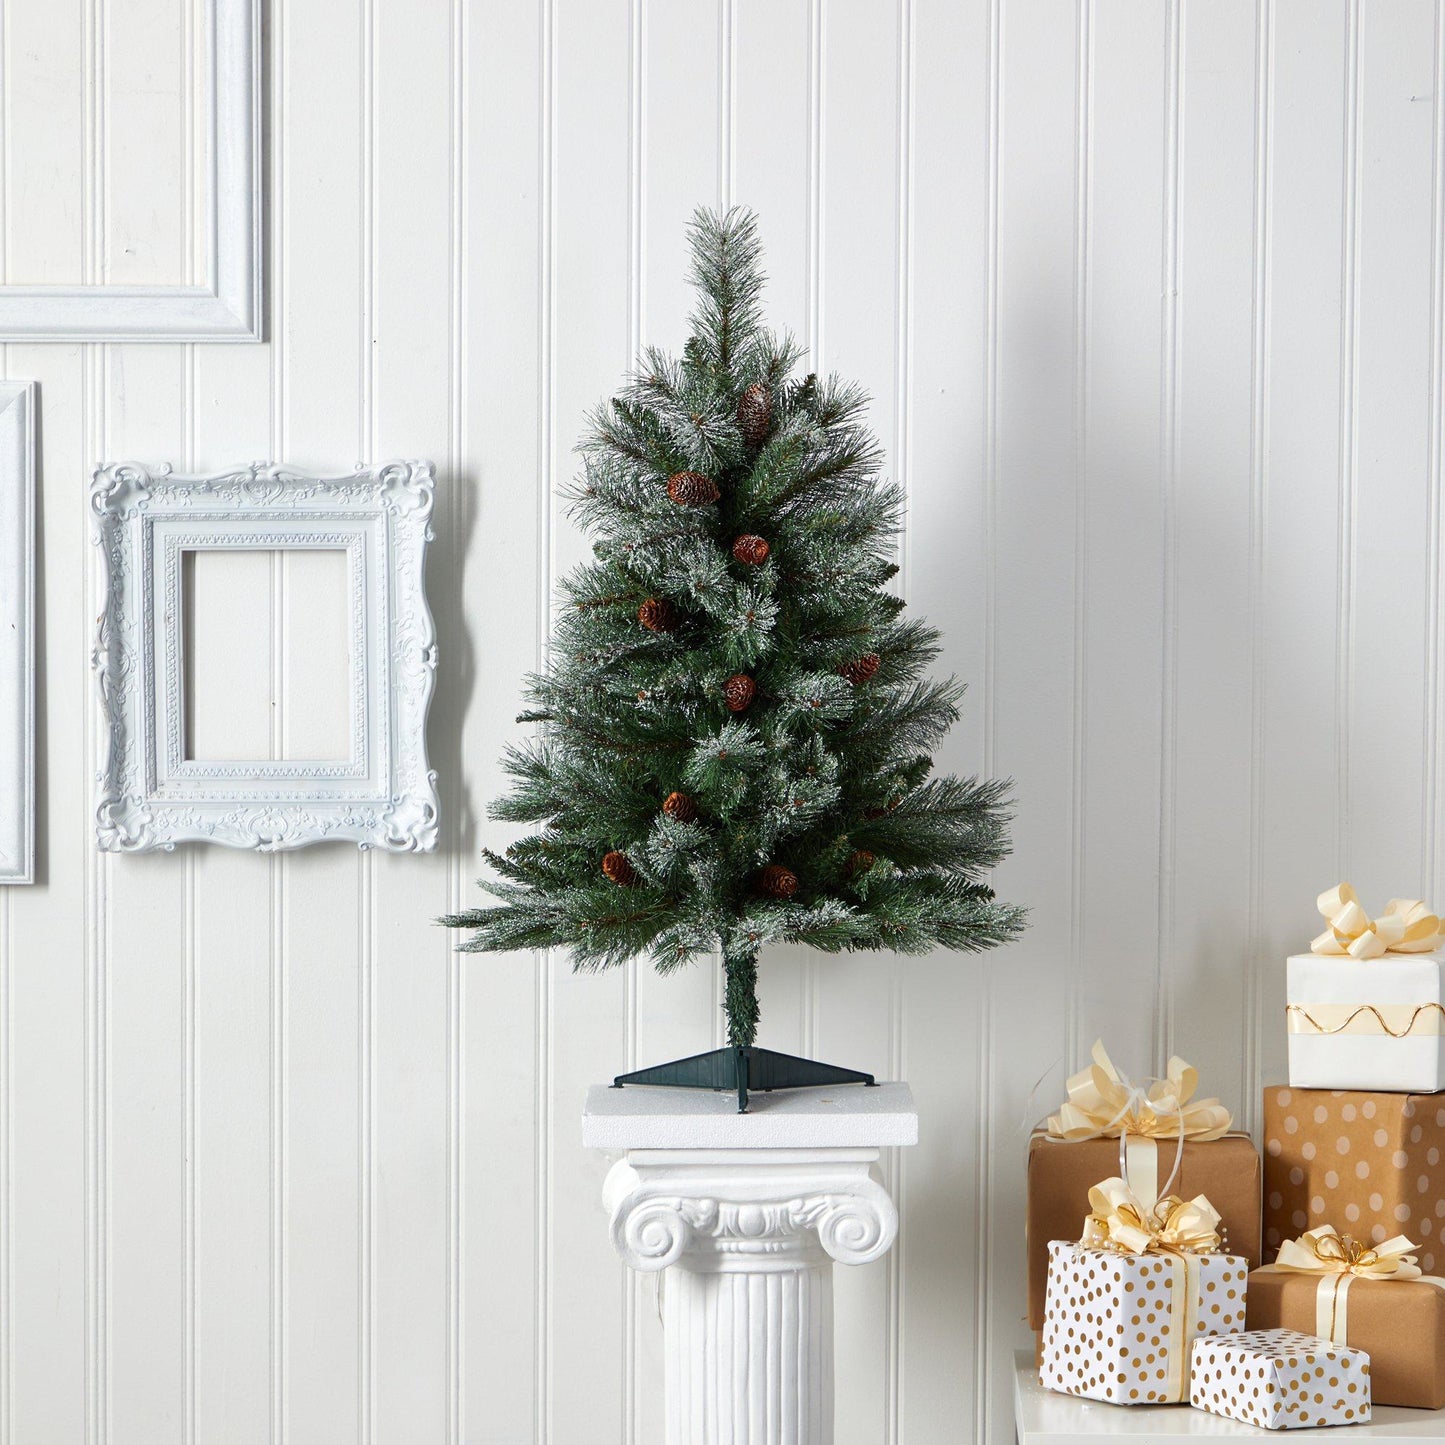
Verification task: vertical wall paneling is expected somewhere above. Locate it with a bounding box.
[1347,1,1439,899]
[1168,0,1261,1127]
[458,3,544,1442]
[897,0,991,1437]
[1256,1,1350,1102]
[371,0,454,1436]
[985,0,1083,1438]
[547,5,631,1438]
[275,0,367,1434]
[1,3,1444,1442]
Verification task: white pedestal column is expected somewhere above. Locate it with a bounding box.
[584,1082,917,1445]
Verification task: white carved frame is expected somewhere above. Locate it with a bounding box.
[0,0,261,341]
[0,385,36,883]
[92,461,439,853]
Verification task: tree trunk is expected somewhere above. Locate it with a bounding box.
[722,938,759,1049]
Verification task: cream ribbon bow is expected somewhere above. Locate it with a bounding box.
[1080,1176,1223,1257]
[1264,1225,1432,1344]
[1312,883,1444,958]
[1046,1039,1233,1143]
[1271,1224,1420,1280]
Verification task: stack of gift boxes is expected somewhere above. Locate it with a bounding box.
[1030,884,1445,1429]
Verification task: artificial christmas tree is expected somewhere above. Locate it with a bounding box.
[442,206,1024,1109]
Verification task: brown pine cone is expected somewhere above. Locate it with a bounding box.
[731,534,770,566]
[756,864,798,899]
[637,597,677,633]
[847,849,876,877]
[736,382,773,447]
[662,791,698,823]
[839,653,881,686]
[723,674,757,712]
[601,850,636,886]
[666,470,720,506]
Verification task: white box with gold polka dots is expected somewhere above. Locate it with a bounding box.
[1189,1329,1371,1429]
[1040,1240,1248,1406]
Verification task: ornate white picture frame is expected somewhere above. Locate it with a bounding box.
[0,384,37,884]
[92,461,439,853]
[0,0,261,341]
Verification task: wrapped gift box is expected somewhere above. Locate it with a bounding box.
[1039,1239,1248,1405]
[1262,1086,1445,1271]
[1189,1329,1370,1429]
[1287,950,1445,1092]
[1027,1131,1262,1329]
[1246,1265,1445,1408]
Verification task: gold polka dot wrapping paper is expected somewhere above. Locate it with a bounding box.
[1039,1240,1249,1405]
[1189,1329,1371,1430]
[1263,1086,1445,1277]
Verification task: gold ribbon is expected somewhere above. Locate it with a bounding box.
[1261,1224,1445,1345]
[1286,1001,1445,1038]
[1312,883,1444,959]
[1080,1177,1222,1401]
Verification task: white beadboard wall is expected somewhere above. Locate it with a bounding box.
[1,1,1442,1442]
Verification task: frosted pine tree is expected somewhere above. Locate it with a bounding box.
[443,207,1024,1109]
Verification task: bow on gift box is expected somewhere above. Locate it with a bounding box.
[1311,884,1444,959]
[1044,1040,1233,1209]
[1263,1224,1444,1344]
[1273,1225,1421,1281]
[1081,1176,1223,1257]
[1046,1040,1234,1143]
[1078,1176,1225,1402]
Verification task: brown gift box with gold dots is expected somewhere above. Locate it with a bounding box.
[1189,1329,1371,1429]
[1039,1239,1248,1405]
[1262,1086,1445,1272]
[1027,1132,1263,1330]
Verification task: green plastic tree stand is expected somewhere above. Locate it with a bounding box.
[612,1045,877,1114]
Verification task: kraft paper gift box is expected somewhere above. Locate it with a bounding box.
[1026,1041,1262,1330]
[1262,1086,1445,1273]
[1245,1225,1445,1408]
[1288,885,1445,1092]
[1039,1180,1248,1405]
[1189,1330,1371,1430]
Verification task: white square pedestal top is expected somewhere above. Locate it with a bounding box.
[582,1080,917,1150]
[1015,1351,1445,1442]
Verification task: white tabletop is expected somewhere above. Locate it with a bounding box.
[1015,1353,1445,1442]
[582,1080,918,1150]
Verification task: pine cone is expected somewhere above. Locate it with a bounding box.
[662,791,698,823]
[847,849,876,877]
[731,534,770,566]
[756,864,798,899]
[601,850,636,886]
[666,470,720,506]
[723,674,757,712]
[839,653,881,686]
[637,597,677,633]
[736,382,773,447]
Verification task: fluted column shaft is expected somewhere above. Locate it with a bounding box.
[603,1148,899,1445]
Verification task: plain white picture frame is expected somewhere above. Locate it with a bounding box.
[92,460,439,853]
[0,0,261,342]
[0,384,36,884]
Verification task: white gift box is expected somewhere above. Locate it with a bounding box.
[1039,1240,1248,1405]
[1190,1329,1370,1430]
[1286,951,1445,1092]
